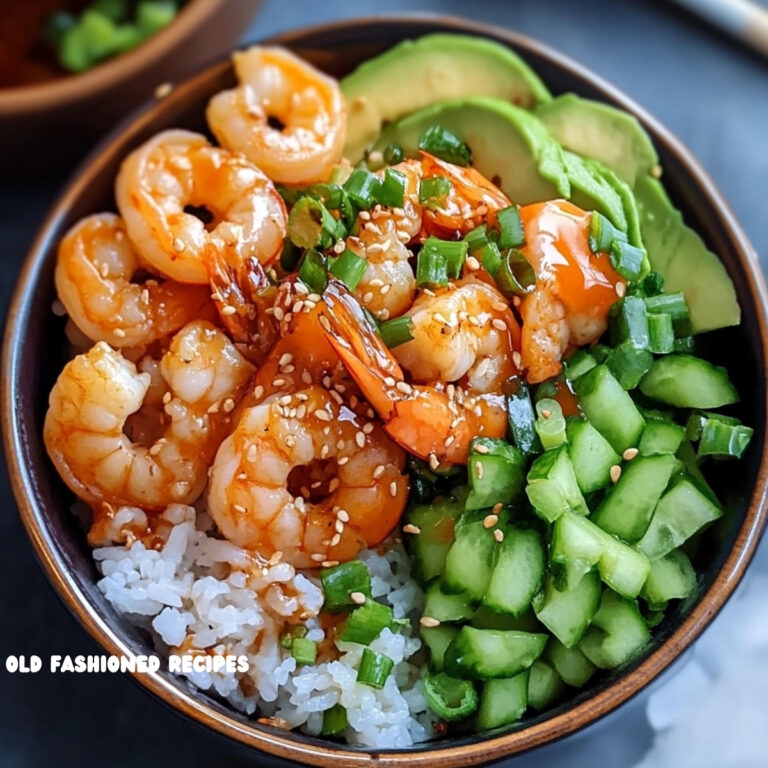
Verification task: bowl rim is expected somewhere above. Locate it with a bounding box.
[0,0,226,114]
[3,12,768,767]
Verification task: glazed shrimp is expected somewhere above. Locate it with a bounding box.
[518,200,625,383]
[320,281,520,466]
[115,129,286,284]
[44,321,254,510]
[347,159,422,320]
[55,213,212,348]
[207,386,408,568]
[207,46,346,185]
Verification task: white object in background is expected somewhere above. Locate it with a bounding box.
[671,0,768,56]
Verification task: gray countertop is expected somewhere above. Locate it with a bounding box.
[1,1,766,765]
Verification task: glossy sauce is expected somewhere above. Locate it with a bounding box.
[520,199,625,321]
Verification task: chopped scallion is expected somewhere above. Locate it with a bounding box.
[288,197,327,249]
[320,704,348,736]
[535,398,567,449]
[320,561,371,612]
[563,349,597,381]
[298,249,328,294]
[423,671,478,721]
[588,211,627,253]
[698,420,753,458]
[497,205,525,249]
[609,240,645,281]
[356,648,394,689]
[464,224,491,254]
[291,637,317,665]
[328,248,368,291]
[495,249,536,297]
[344,168,380,209]
[647,312,674,354]
[481,241,503,278]
[379,316,414,348]
[383,143,404,165]
[644,292,689,320]
[341,599,394,645]
[418,125,471,166]
[419,176,451,209]
[375,167,406,208]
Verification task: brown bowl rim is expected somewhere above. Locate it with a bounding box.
[4,12,768,767]
[0,0,226,114]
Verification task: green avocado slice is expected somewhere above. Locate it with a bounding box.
[536,94,658,186]
[562,151,627,231]
[341,33,551,163]
[372,97,570,204]
[635,176,739,333]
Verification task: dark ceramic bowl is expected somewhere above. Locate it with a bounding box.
[3,14,768,768]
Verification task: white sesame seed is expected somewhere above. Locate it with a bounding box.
[310,553,325,562]
[338,456,350,465]
[336,508,349,522]
[221,306,237,316]
[623,447,639,461]
[373,465,386,479]
[113,328,126,338]
[350,591,366,605]
[429,453,440,471]
[321,560,339,568]
[318,314,331,332]
[483,514,499,529]
[390,481,398,497]
[403,523,421,534]
[314,409,331,421]
[610,464,622,483]
[475,462,484,479]
[466,255,480,271]
[273,306,285,321]
[420,616,441,628]
[491,318,507,331]
[616,282,626,298]
[474,444,490,454]
[154,82,173,98]
[493,529,505,543]
[172,237,185,253]
[334,519,344,534]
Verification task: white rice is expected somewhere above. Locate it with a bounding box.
[92,504,433,747]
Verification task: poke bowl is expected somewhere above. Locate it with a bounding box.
[3,14,768,768]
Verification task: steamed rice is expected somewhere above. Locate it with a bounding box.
[92,504,433,747]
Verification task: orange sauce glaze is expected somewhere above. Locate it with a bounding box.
[519,199,625,321]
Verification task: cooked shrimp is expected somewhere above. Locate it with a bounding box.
[348,160,422,320]
[55,213,212,348]
[518,200,625,383]
[207,46,346,185]
[115,129,286,284]
[207,386,408,568]
[320,281,519,466]
[44,321,254,510]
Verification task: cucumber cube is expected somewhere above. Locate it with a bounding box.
[406,494,462,583]
[528,660,565,711]
[526,446,589,522]
[421,625,458,672]
[466,438,526,510]
[477,671,529,730]
[639,419,685,455]
[566,417,621,493]
[547,638,596,687]
[443,510,503,600]
[424,581,475,623]
[641,549,696,607]
[533,570,601,648]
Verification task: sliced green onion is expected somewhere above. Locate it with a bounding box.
[59,23,94,71]
[647,312,674,354]
[342,599,394,645]
[495,249,536,297]
[418,237,467,282]
[419,176,451,209]
[610,239,645,281]
[481,241,503,278]
[698,420,753,458]
[291,637,317,665]
[136,0,177,36]
[344,168,380,209]
[423,671,479,722]
[298,249,327,294]
[610,296,649,350]
[320,704,348,736]
[375,168,406,208]
[464,224,491,254]
[357,648,394,689]
[303,182,345,210]
[504,377,542,455]
[644,292,689,320]
[588,211,628,253]
[535,398,567,449]
[279,240,301,272]
[288,197,326,248]
[638,270,665,298]
[320,561,371,612]
[418,125,471,166]
[379,316,414,348]
[497,205,525,249]
[564,349,597,381]
[383,143,404,165]
[416,245,448,288]
[606,341,653,389]
[328,248,368,291]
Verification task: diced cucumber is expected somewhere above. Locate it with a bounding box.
[639,419,685,455]
[566,417,621,493]
[550,512,604,591]
[639,354,739,408]
[526,446,589,523]
[547,638,596,687]
[636,477,723,560]
[406,495,461,583]
[592,455,680,541]
[442,510,502,599]
[421,625,459,672]
[564,348,597,381]
[505,377,542,455]
[528,659,565,711]
[466,438,526,510]
[483,527,545,616]
[597,532,651,599]
[676,439,718,503]
[641,549,696,607]
[476,671,529,730]
[579,590,650,669]
[444,626,547,680]
[424,581,475,623]
[533,570,601,648]
[471,607,543,632]
[606,342,654,390]
[573,365,645,452]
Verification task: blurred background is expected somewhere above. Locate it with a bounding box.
[1,0,767,766]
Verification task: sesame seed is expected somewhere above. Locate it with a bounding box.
[373,465,386,479]
[429,453,440,471]
[384,376,396,387]
[247,444,258,462]
[493,529,504,543]
[358,210,371,221]
[233,504,247,514]
[280,394,292,405]
[221,306,237,316]
[466,255,480,271]
[320,443,330,459]
[334,519,344,534]
[310,553,325,562]
[314,409,331,421]
[350,591,366,605]
[512,351,522,368]
[273,306,285,321]
[390,481,398,497]
[616,282,626,298]
[222,398,235,413]
[336,508,349,522]
[301,371,312,385]
[318,314,331,332]
[474,444,490,454]
[395,381,412,394]
[363,291,374,304]
[272,378,286,388]
[492,503,504,514]
[113,328,126,338]
[420,616,441,628]
[403,523,421,534]
[445,435,455,447]
[541,408,552,419]
[321,560,339,568]
[623,447,639,461]
[294,282,309,295]
[338,456,350,465]
[237,472,247,481]
[610,464,622,483]
[362,423,374,434]
[172,237,185,252]
[491,318,507,331]
[140,288,150,305]
[475,462,484,479]
[483,514,499,529]
[279,353,293,367]
[269,551,283,565]
[253,385,264,400]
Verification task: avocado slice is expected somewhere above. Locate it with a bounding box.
[342,33,552,163]
[536,94,658,186]
[562,151,627,231]
[635,175,739,332]
[372,97,570,204]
